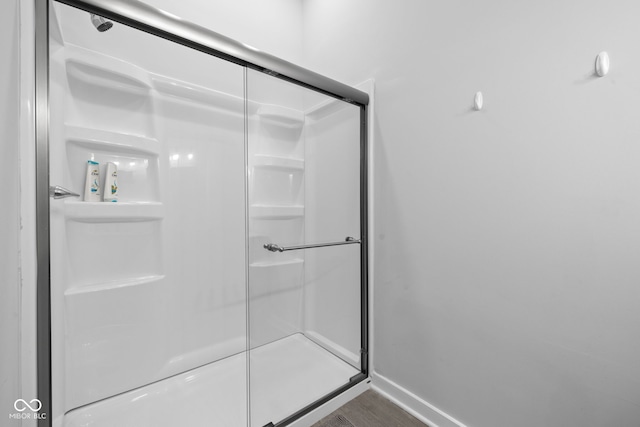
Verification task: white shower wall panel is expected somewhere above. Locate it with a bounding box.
[155,92,247,370]
[303,99,362,367]
[50,4,248,418]
[51,3,244,96]
[63,52,154,137]
[64,219,163,287]
[64,276,172,410]
[247,71,309,351]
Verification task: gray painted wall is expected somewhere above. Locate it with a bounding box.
[303,1,640,426]
[0,0,22,424]
[145,0,303,64]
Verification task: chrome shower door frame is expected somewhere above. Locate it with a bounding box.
[35,0,52,425]
[34,1,369,426]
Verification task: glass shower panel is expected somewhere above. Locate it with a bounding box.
[247,69,363,427]
[49,3,247,425]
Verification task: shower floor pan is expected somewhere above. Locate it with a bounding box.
[62,334,359,427]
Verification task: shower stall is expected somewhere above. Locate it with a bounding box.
[35,1,369,426]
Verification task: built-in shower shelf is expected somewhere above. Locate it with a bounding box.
[250,205,304,219]
[64,201,164,222]
[305,96,346,120]
[65,274,166,297]
[250,258,304,268]
[249,258,304,297]
[152,75,244,112]
[257,104,305,128]
[253,155,304,170]
[66,125,160,155]
[65,44,153,93]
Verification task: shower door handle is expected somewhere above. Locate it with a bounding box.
[264,236,361,253]
[49,185,80,200]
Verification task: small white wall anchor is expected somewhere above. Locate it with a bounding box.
[474,91,483,111]
[595,51,610,77]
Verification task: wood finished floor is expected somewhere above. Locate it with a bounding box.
[311,390,429,427]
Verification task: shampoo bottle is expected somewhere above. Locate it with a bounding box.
[84,160,101,202]
[103,162,118,202]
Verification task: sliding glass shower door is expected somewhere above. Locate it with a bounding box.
[43,2,367,426]
[48,3,249,425]
[247,70,365,427]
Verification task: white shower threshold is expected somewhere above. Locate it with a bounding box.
[61,334,360,427]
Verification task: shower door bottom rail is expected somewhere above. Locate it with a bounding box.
[263,237,360,253]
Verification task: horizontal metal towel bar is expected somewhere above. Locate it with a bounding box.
[264,237,361,253]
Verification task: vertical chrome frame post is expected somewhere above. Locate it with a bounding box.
[34,0,52,425]
[360,104,369,376]
[243,67,252,427]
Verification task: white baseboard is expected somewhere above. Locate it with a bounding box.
[287,379,371,427]
[371,372,467,427]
